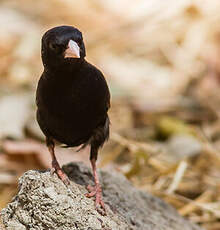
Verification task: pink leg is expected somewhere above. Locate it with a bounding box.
[47,139,70,186]
[86,158,106,215]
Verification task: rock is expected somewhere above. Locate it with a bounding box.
[1,162,203,230]
[158,134,202,165]
[167,134,202,159]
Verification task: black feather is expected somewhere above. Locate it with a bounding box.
[36,25,110,152]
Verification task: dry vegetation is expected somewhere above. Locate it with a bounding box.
[0,0,220,229]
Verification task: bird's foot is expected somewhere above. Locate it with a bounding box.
[51,161,70,186]
[86,184,106,215]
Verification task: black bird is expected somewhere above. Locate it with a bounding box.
[36,25,110,213]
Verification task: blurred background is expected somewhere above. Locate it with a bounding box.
[0,0,220,229]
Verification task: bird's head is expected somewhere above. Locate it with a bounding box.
[41,25,86,69]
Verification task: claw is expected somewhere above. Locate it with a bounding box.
[51,161,70,186]
[86,185,95,193]
[86,184,106,215]
[47,139,70,187]
[86,154,107,215]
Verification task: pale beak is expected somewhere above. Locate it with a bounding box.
[64,40,80,58]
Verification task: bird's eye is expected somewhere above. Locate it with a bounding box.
[49,43,60,52]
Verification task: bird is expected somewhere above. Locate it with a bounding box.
[36,25,110,214]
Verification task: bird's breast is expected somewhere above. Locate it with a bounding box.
[36,73,108,145]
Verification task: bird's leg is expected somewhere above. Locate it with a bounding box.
[46,138,70,186]
[86,146,106,214]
